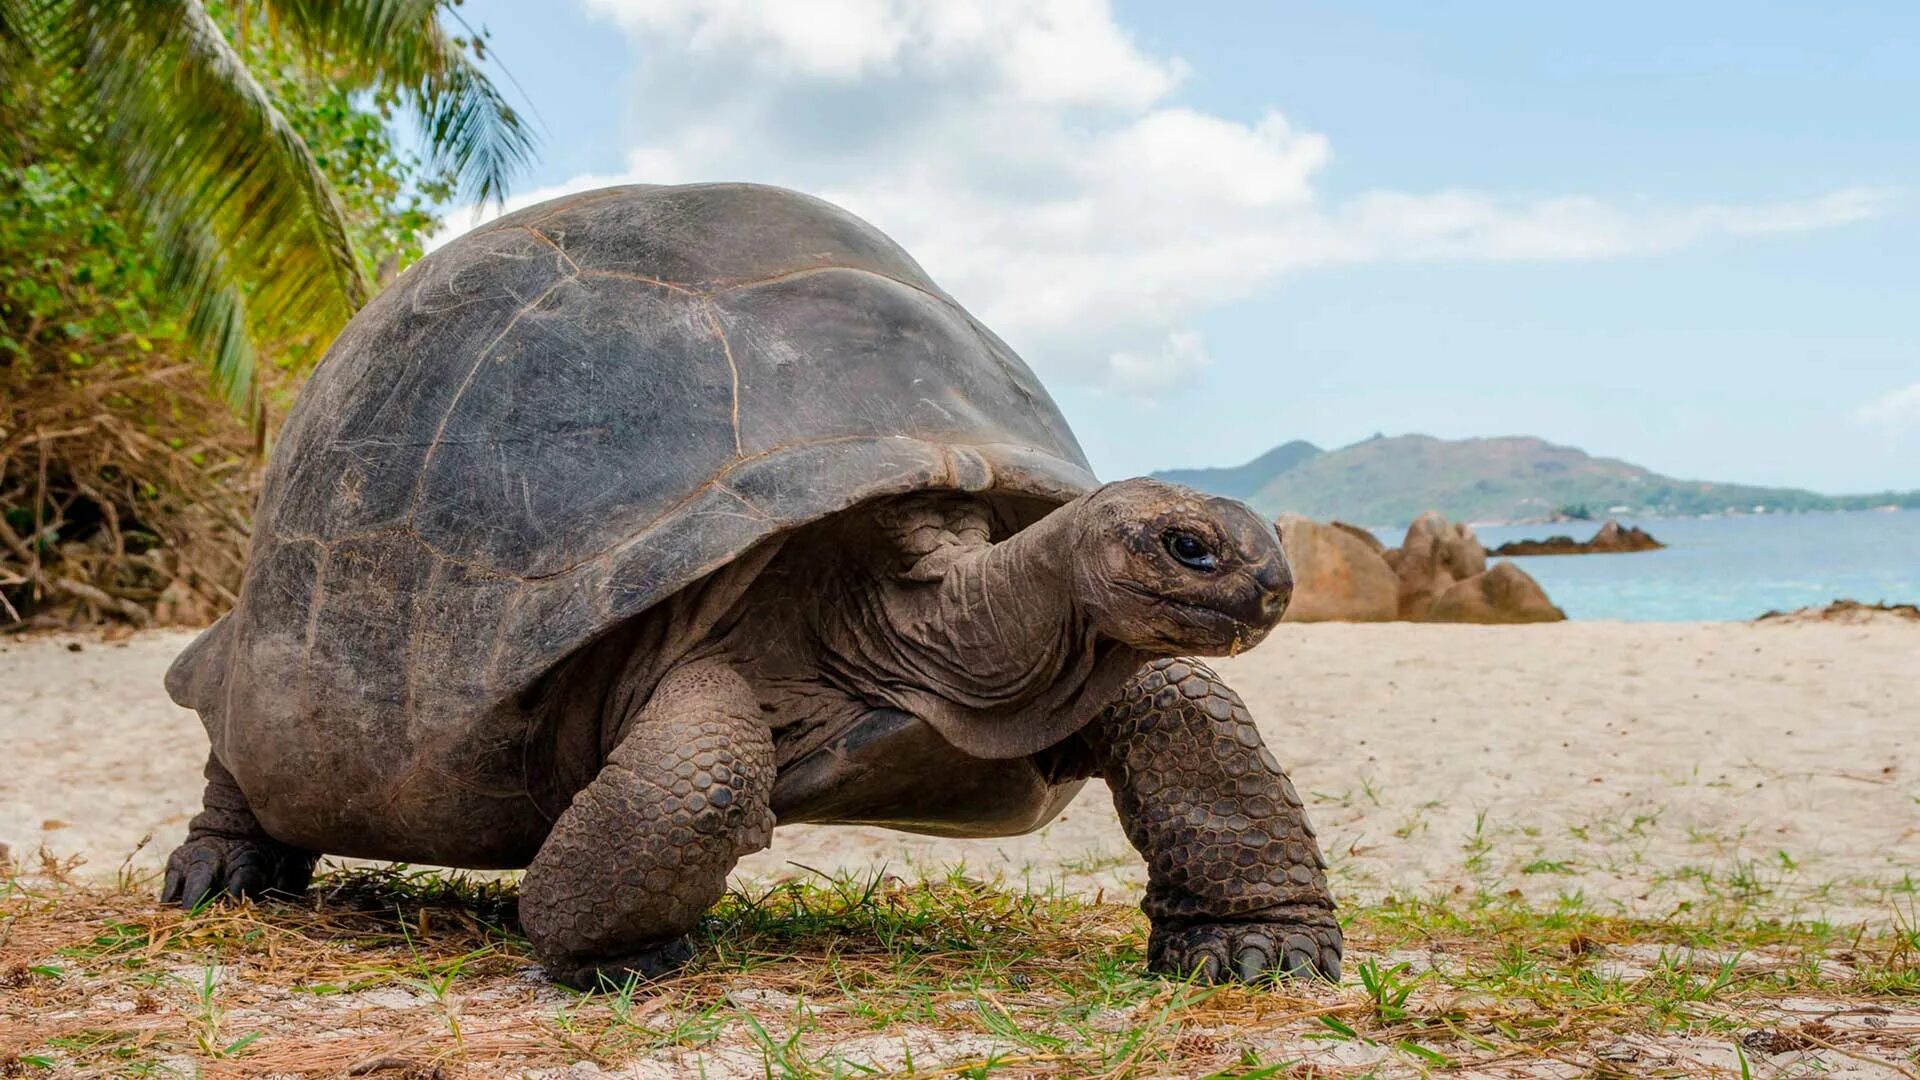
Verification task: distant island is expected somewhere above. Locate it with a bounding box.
[1153,434,1920,527]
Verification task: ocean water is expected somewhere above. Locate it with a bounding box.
[1376,509,1920,622]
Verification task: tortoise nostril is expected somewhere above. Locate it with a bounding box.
[1251,557,1293,623]
[1253,558,1291,597]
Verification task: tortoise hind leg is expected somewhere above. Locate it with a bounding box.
[519,659,775,989]
[162,753,318,907]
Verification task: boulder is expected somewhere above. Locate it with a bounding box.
[1385,510,1488,619]
[1424,561,1567,624]
[1330,520,1387,555]
[1275,515,1399,622]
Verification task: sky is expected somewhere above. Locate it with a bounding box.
[442,0,1918,493]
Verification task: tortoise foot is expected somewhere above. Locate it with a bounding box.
[544,934,695,991]
[1148,915,1343,984]
[160,833,316,909]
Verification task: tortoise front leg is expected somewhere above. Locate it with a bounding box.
[519,659,775,989]
[1077,657,1341,983]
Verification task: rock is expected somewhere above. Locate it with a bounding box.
[1488,519,1664,556]
[1756,599,1920,625]
[1590,520,1663,552]
[1424,562,1567,624]
[1329,520,1387,555]
[1272,509,1570,624]
[1274,515,1399,622]
[1385,511,1488,619]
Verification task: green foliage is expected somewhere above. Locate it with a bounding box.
[0,161,178,370]
[0,0,532,408]
[1,3,508,625]
[1,4,465,402]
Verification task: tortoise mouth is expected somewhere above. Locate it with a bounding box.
[1112,581,1265,650]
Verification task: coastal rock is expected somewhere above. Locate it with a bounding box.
[1330,520,1388,555]
[1489,519,1664,557]
[1424,562,1567,624]
[1270,509,1571,623]
[1275,515,1399,622]
[1756,599,1920,625]
[1385,511,1488,619]
[1591,520,1663,552]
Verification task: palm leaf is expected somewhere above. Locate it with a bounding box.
[7,0,533,413]
[0,0,21,57]
[63,0,372,317]
[0,0,40,155]
[20,0,368,414]
[0,0,25,55]
[259,0,535,206]
[151,211,261,411]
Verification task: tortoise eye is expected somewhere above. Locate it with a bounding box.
[1164,530,1218,571]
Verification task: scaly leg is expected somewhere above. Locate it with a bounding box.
[1078,657,1341,983]
[519,659,775,989]
[162,753,317,907]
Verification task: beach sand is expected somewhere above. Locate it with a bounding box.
[5,620,1914,923]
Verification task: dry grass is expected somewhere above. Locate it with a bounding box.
[3,852,1917,1079]
[1,356,263,631]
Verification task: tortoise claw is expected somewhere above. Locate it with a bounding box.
[160,834,315,909]
[544,934,696,991]
[1149,917,1343,984]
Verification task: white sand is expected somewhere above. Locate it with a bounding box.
[4,621,1915,922]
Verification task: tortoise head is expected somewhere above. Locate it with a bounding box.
[1067,478,1292,655]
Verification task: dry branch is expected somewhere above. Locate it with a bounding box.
[2,352,265,628]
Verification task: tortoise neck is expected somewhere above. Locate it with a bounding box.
[806,492,1146,760]
[909,494,1146,756]
[938,500,1084,666]
[831,495,1095,704]
[865,493,1145,738]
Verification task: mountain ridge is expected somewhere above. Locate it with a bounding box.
[1150,439,1322,501]
[1152,434,1920,527]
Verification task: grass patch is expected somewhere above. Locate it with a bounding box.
[2,863,1917,1077]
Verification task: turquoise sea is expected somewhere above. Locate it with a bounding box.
[1390,509,1920,622]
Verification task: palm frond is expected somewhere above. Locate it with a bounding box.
[79,0,372,311]
[28,0,372,404]
[6,0,533,414]
[151,211,261,411]
[0,0,20,57]
[262,0,535,205]
[0,0,41,151]
[0,0,27,52]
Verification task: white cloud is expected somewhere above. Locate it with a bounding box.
[575,0,1180,101]
[445,0,1895,398]
[1106,329,1212,398]
[1856,382,1920,428]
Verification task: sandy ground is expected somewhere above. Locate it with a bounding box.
[3,621,1917,922]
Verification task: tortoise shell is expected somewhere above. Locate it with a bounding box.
[168,183,1095,844]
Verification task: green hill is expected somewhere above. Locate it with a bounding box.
[1150,439,1322,500]
[1154,434,1920,526]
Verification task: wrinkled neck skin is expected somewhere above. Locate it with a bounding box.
[831,494,1148,760]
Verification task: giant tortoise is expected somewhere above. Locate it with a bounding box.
[163,183,1341,987]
